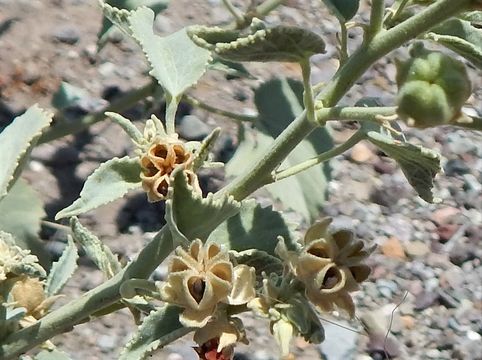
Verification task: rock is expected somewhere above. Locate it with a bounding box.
[177,115,210,141]
[52,25,80,44]
[400,315,416,330]
[373,158,396,174]
[463,174,482,193]
[350,142,374,163]
[444,158,470,176]
[414,291,438,311]
[376,279,398,299]
[381,237,406,259]
[97,334,117,352]
[167,354,184,360]
[317,321,358,360]
[431,207,460,225]
[449,243,476,265]
[437,224,459,243]
[404,241,430,258]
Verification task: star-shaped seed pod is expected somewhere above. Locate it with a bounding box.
[278,219,372,318]
[160,240,255,327]
[138,117,201,202]
[193,313,248,355]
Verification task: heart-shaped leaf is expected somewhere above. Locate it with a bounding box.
[56,156,142,220]
[321,0,360,22]
[120,305,190,360]
[45,237,78,296]
[189,23,325,62]
[0,105,53,199]
[426,18,482,69]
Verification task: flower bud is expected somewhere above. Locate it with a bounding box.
[396,44,471,128]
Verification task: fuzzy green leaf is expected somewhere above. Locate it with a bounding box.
[166,168,241,242]
[98,0,169,46]
[45,237,78,296]
[208,200,297,256]
[230,249,284,283]
[35,349,73,360]
[70,217,121,278]
[0,105,53,200]
[189,24,325,62]
[129,7,211,98]
[321,0,360,22]
[120,305,190,360]
[228,78,333,221]
[56,156,142,220]
[366,131,441,203]
[0,179,48,265]
[427,18,482,69]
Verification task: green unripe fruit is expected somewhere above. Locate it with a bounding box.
[396,45,471,128]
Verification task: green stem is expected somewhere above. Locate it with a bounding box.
[256,0,286,17]
[0,1,469,358]
[38,81,157,144]
[165,95,180,135]
[386,0,411,25]
[368,0,386,39]
[222,0,244,23]
[316,105,397,124]
[300,59,316,125]
[275,129,366,181]
[183,94,257,123]
[339,22,349,64]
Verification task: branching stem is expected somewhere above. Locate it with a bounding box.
[183,94,257,123]
[0,1,470,358]
[274,129,366,181]
[368,0,386,39]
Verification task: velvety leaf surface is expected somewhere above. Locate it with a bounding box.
[189,24,325,62]
[427,18,482,69]
[166,168,241,242]
[98,0,169,46]
[129,7,211,98]
[0,179,48,265]
[120,305,190,360]
[208,199,297,256]
[366,131,441,203]
[56,156,142,220]
[70,217,122,279]
[45,237,78,296]
[0,105,53,199]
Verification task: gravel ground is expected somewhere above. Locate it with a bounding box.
[0,0,481,359]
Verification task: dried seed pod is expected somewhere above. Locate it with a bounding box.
[139,139,199,202]
[160,240,255,327]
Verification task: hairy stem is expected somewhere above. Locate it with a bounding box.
[368,0,386,39]
[38,81,157,144]
[222,0,244,23]
[0,1,470,358]
[275,129,366,181]
[301,59,316,124]
[183,94,257,123]
[339,22,349,64]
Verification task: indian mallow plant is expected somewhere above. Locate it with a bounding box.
[0,0,481,359]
